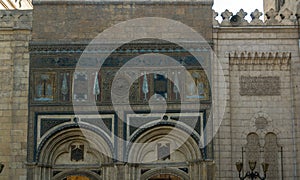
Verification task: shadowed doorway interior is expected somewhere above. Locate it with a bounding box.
[63,176,90,180]
[149,174,182,180]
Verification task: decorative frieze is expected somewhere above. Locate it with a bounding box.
[29,43,211,55]
[31,68,210,105]
[240,76,281,96]
[229,51,291,71]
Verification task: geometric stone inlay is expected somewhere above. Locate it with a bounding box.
[40,118,71,137]
[81,118,113,136]
[127,114,203,137]
[240,76,280,96]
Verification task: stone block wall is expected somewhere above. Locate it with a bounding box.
[213,26,299,179]
[31,1,213,43]
[0,10,32,180]
[294,22,300,179]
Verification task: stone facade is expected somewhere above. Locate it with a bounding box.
[0,0,300,180]
[0,10,32,180]
[213,6,300,179]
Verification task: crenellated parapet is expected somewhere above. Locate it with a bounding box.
[213,8,297,27]
[0,10,32,29]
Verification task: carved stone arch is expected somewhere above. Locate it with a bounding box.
[37,123,114,162]
[126,126,202,164]
[140,167,189,180]
[130,122,202,147]
[38,127,113,166]
[52,169,101,180]
[264,132,281,180]
[242,111,280,145]
[245,133,260,172]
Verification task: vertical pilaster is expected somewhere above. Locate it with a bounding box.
[0,10,32,180]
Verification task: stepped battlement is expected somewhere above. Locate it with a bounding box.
[213,8,298,27]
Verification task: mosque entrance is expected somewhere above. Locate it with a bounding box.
[64,176,90,180]
[149,174,182,180]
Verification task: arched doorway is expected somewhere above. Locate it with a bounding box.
[53,169,102,180]
[149,174,182,180]
[63,176,90,180]
[127,125,202,163]
[140,168,190,180]
[127,125,202,179]
[36,127,113,180]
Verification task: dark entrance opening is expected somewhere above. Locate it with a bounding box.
[149,174,182,180]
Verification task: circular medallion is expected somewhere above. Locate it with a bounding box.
[255,117,268,130]
[111,76,130,97]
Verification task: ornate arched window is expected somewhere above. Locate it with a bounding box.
[264,133,280,179]
[245,133,260,172]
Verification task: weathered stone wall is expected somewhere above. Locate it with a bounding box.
[31,1,213,43]
[264,0,277,12]
[294,13,300,179]
[213,26,299,179]
[0,10,32,179]
[263,0,299,18]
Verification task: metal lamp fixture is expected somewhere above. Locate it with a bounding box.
[236,161,269,180]
[0,162,4,174]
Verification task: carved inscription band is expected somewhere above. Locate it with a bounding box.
[240,76,280,96]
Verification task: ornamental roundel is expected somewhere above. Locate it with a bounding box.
[255,117,268,130]
[111,76,131,97]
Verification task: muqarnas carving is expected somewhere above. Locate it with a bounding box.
[34,73,56,101]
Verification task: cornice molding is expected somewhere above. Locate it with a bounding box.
[29,42,212,54]
[229,51,291,71]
